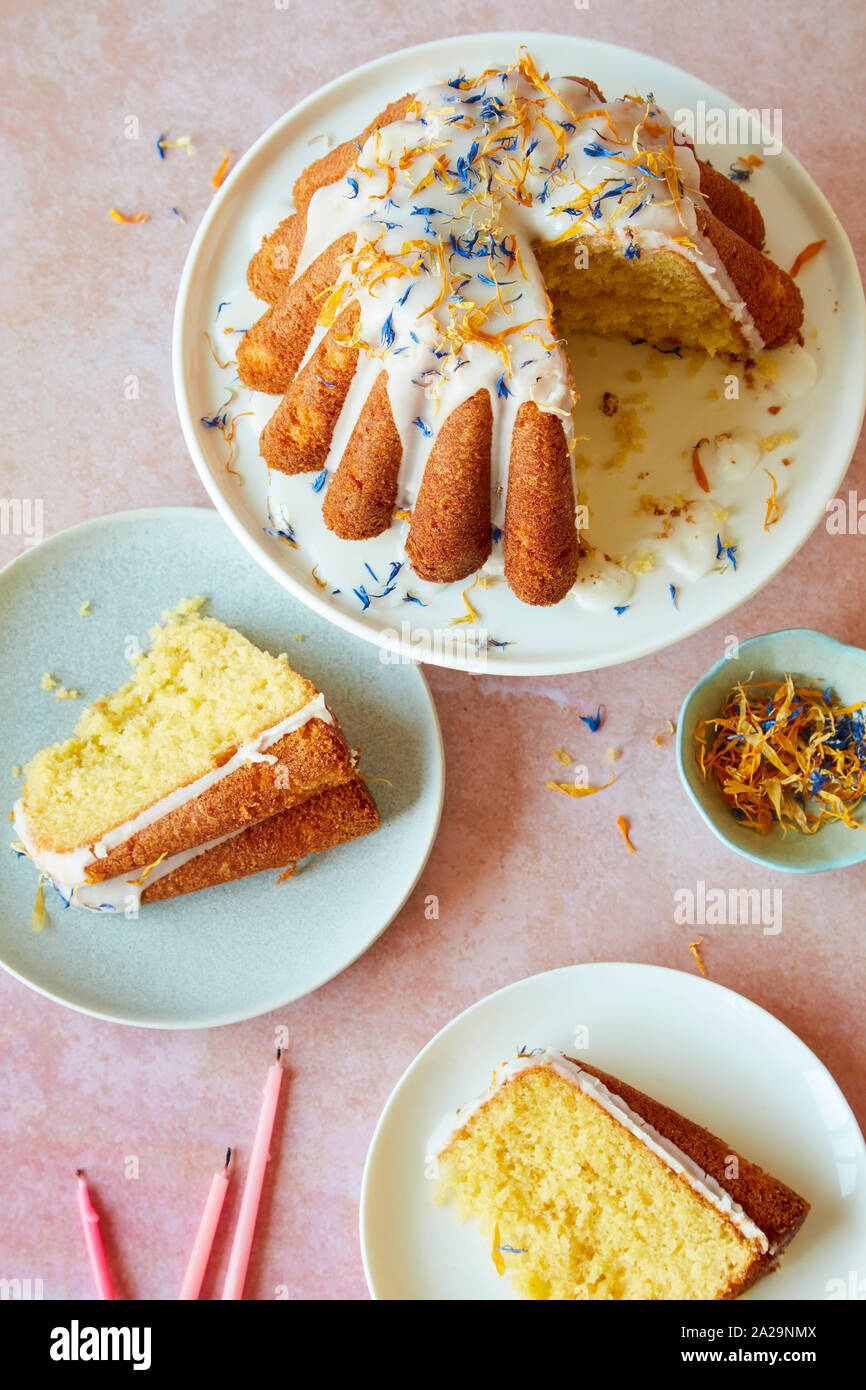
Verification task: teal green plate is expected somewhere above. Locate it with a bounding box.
[677,629,866,873]
[0,509,443,1027]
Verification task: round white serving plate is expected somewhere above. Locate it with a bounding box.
[360,962,865,1300]
[173,32,866,676]
[0,509,443,1029]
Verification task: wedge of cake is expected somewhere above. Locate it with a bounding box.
[429,1049,809,1300]
[13,598,378,911]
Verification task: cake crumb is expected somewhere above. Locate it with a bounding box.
[605,747,620,762]
[604,409,646,470]
[11,765,21,777]
[754,356,779,381]
[78,600,92,617]
[762,431,794,452]
[553,748,572,766]
[292,633,305,642]
[601,391,619,417]
[626,550,656,576]
[162,595,207,622]
[616,408,645,449]
[42,672,81,699]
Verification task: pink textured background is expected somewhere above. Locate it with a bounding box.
[1,0,864,1299]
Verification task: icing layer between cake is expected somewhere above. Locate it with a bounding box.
[427,1047,770,1252]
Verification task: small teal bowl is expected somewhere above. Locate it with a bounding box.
[676,629,866,873]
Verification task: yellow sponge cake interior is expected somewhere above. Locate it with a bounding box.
[22,598,321,853]
[539,239,748,358]
[435,1065,755,1298]
[432,1051,808,1300]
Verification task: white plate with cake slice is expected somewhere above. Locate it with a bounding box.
[360,962,865,1300]
[173,32,865,676]
[0,508,444,1028]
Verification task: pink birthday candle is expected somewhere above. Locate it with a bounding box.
[76,1170,115,1300]
[222,1047,284,1300]
[178,1148,232,1300]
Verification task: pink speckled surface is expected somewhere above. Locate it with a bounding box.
[1,0,864,1300]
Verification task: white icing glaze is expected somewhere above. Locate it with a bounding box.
[650,497,722,581]
[761,342,817,400]
[572,553,636,611]
[51,826,242,914]
[706,429,763,484]
[291,61,763,521]
[14,693,332,913]
[427,1048,770,1252]
[248,200,295,257]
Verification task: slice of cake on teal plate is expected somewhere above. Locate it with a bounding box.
[13,598,379,911]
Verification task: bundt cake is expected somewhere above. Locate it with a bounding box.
[428,1048,809,1300]
[13,598,379,911]
[238,53,803,607]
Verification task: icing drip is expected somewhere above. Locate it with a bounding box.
[13,693,333,914]
[427,1048,771,1252]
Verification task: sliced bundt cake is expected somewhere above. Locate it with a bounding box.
[239,54,803,606]
[429,1049,809,1300]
